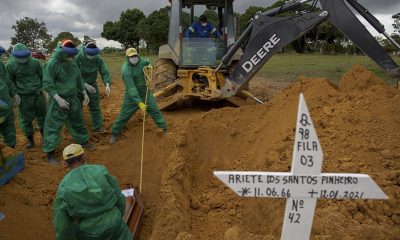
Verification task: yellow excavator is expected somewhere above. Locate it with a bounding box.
[154,0,400,110]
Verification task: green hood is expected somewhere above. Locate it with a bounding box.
[9,43,32,63]
[61,165,118,218]
[76,45,98,62]
[13,43,28,52]
[50,42,72,62]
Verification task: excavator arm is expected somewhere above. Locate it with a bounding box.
[220,0,400,98]
[320,0,399,72]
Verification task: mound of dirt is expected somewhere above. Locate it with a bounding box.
[149,69,400,239]
[338,64,385,92]
[0,64,399,240]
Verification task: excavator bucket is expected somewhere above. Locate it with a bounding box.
[153,81,184,110]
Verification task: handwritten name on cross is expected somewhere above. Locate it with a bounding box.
[214,94,387,240]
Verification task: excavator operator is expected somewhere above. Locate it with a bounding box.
[185,14,223,40]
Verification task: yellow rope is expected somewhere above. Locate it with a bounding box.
[139,65,153,193]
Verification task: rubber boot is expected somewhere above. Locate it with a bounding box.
[47,151,59,165]
[109,134,118,144]
[81,142,96,151]
[25,135,35,149]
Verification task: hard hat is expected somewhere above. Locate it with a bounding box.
[61,40,79,56]
[126,48,139,57]
[63,144,84,160]
[85,42,100,56]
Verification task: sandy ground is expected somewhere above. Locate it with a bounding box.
[0,65,399,240]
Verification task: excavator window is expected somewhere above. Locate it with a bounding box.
[181,38,224,66]
[181,4,226,66]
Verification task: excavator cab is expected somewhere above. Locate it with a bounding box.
[155,0,244,109]
[160,0,238,68]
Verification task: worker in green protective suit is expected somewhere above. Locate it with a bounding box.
[75,42,111,133]
[43,40,95,164]
[0,46,20,148]
[110,48,167,144]
[53,143,132,240]
[6,43,47,149]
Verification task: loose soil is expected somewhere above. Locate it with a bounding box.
[0,65,399,240]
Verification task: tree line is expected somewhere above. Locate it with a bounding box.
[239,1,400,54]
[8,2,400,55]
[9,17,96,53]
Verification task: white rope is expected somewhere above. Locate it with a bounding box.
[139,65,153,193]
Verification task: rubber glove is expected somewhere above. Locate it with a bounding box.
[138,102,147,112]
[105,83,111,96]
[54,94,70,110]
[84,83,96,94]
[13,94,21,107]
[82,91,90,106]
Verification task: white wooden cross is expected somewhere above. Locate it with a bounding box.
[214,94,388,240]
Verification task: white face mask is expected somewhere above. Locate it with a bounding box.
[87,55,95,60]
[17,58,28,64]
[129,56,139,65]
[201,22,207,27]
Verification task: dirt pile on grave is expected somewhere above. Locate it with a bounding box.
[338,64,385,92]
[149,66,400,239]
[0,65,399,240]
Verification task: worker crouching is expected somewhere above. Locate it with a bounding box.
[53,144,132,240]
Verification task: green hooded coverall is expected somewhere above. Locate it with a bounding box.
[6,43,47,137]
[42,44,90,153]
[53,165,132,240]
[111,56,166,135]
[0,63,16,147]
[75,46,111,131]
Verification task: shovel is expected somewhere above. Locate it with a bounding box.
[0,99,24,186]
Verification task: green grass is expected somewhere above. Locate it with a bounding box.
[258,53,400,85]
[101,53,158,79]
[101,53,400,85]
